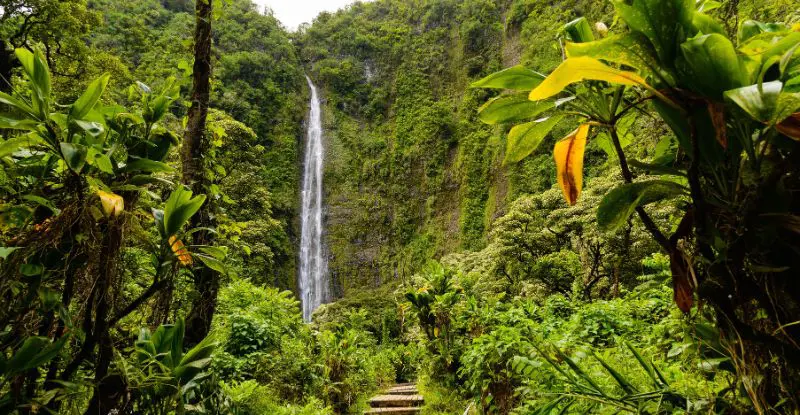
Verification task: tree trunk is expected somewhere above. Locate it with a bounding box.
[181,0,217,346]
[0,42,15,93]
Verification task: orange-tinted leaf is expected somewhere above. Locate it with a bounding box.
[169,235,192,266]
[707,101,727,149]
[670,250,695,313]
[97,190,124,218]
[777,112,800,140]
[553,124,590,205]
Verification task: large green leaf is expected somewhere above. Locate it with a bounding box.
[196,253,226,273]
[121,158,174,174]
[15,48,51,118]
[612,0,695,64]
[87,147,115,174]
[59,142,88,172]
[740,20,788,43]
[775,92,800,123]
[22,195,60,214]
[478,93,554,124]
[163,187,206,237]
[679,34,747,99]
[0,91,37,118]
[0,247,19,259]
[503,115,564,165]
[0,135,40,157]
[470,65,545,91]
[597,180,686,231]
[563,17,594,43]
[174,331,215,384]
[0,115,38,131]
[691,12,725,37]
[724,81,782,123]
[70,73,110,120]
[5,335,68,374]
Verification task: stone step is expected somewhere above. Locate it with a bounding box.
[364,407,422,415]
[385,386,418,395]
[369,394,424,408]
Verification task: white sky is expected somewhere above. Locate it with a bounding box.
[252,0,363,31]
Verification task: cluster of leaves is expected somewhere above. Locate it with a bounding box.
[0,46,224,412]
[474,0,800,409]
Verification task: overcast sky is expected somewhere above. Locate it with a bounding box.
[252,0,363,31]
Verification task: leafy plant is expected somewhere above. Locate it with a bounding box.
[115,318,216,414]
[514,342,690,414]
[474,2,800,408]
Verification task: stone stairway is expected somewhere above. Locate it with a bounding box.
[364,383,423,414]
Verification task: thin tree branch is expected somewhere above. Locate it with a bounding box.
[609,127,672,253]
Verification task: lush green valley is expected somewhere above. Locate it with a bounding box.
[1,0,800,414]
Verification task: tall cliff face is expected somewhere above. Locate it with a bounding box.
[295,0,611,295]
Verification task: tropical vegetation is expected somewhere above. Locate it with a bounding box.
[1,0,799,414]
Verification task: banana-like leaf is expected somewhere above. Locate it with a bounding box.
[554,124,590,206]
[597,180,685,231]
[529,57,648,101]
[470,65,545,91]
[478,93,554,124]
[15,48,51,119]
[0,91,37,119]
[504,116,564,165]
[163,186,206,237]
[70,73,110,120]
[0,115,38,131]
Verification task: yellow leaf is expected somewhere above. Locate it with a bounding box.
[433,327,440,338]
[529,57,648,101]
[554,124,590,205]
[169,235,193,266]
[97,190,124,217]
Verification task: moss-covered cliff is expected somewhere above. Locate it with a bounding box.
[295,0,798,300]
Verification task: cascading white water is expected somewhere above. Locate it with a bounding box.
[299,76,329,322]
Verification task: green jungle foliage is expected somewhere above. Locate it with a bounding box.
[1,0,799,414]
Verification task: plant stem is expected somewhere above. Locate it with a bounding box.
[609,127,672,253]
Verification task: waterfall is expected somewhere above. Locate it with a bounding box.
[299,76,329,322]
